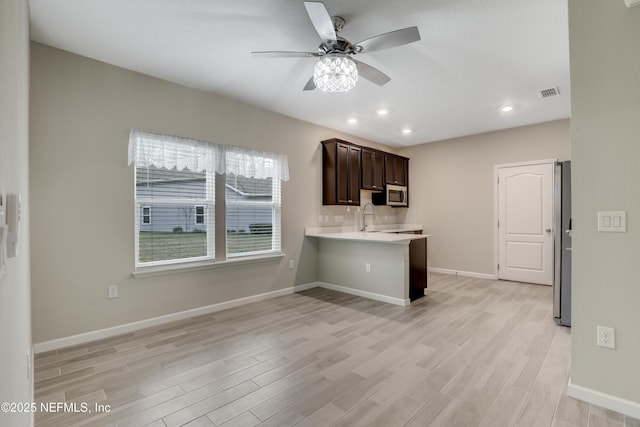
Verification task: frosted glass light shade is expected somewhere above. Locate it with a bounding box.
[313,54,358,92]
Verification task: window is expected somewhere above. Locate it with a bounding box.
[224,148,284,258]
[129,130,288,270]
[131,131,216,267]
[142,206,151,224]
[225,172,281,257]
[195,206,205,225]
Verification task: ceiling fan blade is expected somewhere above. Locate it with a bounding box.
[355,26,421,53]
[303,76,316,91]
[252,51,322,58]
[353,59,391,86]
[304,1,337,44]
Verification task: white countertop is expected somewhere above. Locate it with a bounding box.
[305,225,430,244]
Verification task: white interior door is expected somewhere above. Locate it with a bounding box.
[497,162,554,285]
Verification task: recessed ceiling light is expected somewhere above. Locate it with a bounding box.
[500,105,514,113]
[347,118,358,124]
[401,128,412,135]
[377,109,388,116]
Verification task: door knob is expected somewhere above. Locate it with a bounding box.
[545,228,552,233]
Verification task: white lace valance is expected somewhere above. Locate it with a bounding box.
[220,145,289,182]
[128,129,216,173]
[128,129,289,181]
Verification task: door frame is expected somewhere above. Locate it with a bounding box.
[493,159,557,281]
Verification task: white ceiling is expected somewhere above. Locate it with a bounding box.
[29,0,570,147]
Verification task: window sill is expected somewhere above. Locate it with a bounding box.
[131,253,285,279]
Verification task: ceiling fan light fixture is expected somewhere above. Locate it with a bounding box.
[313,54,358,92]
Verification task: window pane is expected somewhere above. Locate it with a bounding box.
[135,165,214,266]
[226,173,278,256]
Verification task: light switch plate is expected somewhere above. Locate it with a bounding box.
[597,211,626,232]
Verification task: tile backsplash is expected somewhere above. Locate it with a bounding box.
[317,191,407,230]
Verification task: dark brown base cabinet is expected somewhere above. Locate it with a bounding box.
[409,238,428,301]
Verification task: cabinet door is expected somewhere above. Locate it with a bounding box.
[409,238,427,301]
[361,149,374,190]
[394,157,407,186]
[385,154,408,185]
[361,149,384,190]
[335,143,360,205]
[336,143,351,204]
[372,152,385,189]
[348,145,361,204]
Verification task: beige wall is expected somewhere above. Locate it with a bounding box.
[398,119,570,276]
[0,0,33,425]
[29,43,399,344]
[569,0,640,407]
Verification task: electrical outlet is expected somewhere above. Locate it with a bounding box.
[108,284,119,299]
[288,259,294,270]
[365,263,371,273]
[597,325,615,349]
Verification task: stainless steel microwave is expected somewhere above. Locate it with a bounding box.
[372,184,408,207]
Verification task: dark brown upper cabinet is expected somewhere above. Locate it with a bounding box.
[361,148,385,191]
[322,139,361,206]
[385,154,409,186]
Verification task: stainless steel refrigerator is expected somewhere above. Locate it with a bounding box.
[554,161,572,326]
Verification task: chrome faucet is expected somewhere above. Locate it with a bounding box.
[361,203,375,231]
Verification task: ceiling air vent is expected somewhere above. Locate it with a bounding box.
[538,86,560,98]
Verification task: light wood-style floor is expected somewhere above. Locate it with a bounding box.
[34,273,627,427]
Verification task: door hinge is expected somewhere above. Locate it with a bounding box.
[497,220,500,228]
[497,263,500,270]
[497,177,500,184]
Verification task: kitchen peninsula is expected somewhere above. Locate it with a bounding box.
[305,226,430,306]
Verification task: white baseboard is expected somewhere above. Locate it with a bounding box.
[34,280,410,353]
[428,267,497,280]
[34,283,317,354]
[316,281,410,306]
[568,379,640,420]
[292,282,318,292]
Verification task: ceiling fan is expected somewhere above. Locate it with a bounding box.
[252,1,421,92]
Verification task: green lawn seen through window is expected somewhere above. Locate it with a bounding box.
[138,231,273,263]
